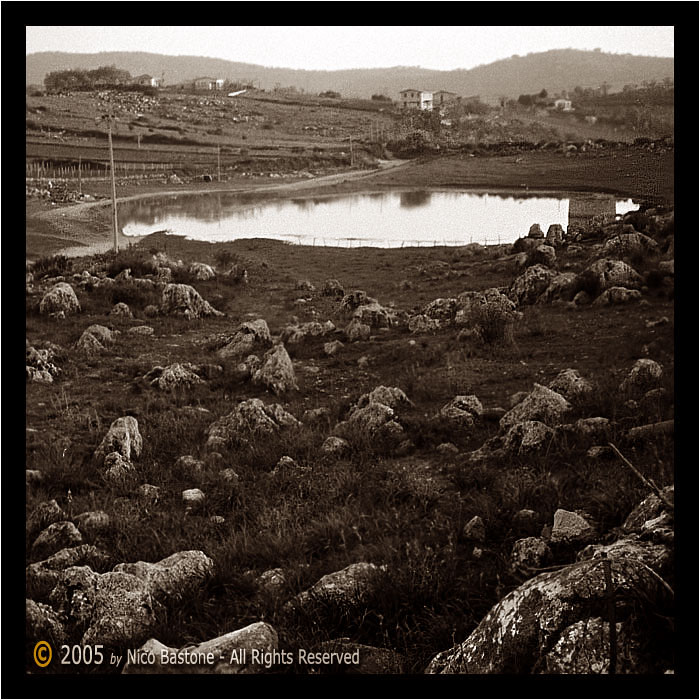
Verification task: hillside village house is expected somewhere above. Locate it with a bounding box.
[432,90,459,106]
[398,89,434,111]
[193,77,225,91]
[553,98,573,111]
[133,74,162,88]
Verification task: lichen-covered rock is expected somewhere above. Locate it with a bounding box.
[499,384,571,431]
[353,302,394,329]
[76,324,118,355]
[536,272,577,304]
[425,545,667,674]
[122,622,278,674]
[251,344,299,395]
[287,562,386,612]
[74,511,111,536]
[188,262,216,280]
[622,487,674,533]
[205,398,300,450]
[182,488,206,512]
[439,395,483,427]
[150,363,205,392]
[26,545,112,600]
[547,368,594,403]
[422,297,458,324]
[510,537,552,574]
[216,319,271,358]
[593,286,642,306]
[602,232,658,260]
[27,499,67,540]
[160,283,223,319]
[619,359,663,396]
[320,436,351,458]
[334,402,405,446]
[355,386,412,413]
[103,451,136,482]
[256,568,287,596]
[529,244,556,268]
[32,521,83,561]
[503,420,554,455]
[114,551,215,607]
[340,289,371,311]
[26,599,66,645]
[110,302,133,318]
[281,320,335,345]
[581,258,643,291]
[550,509,594,545]
[94,416,143,463]
[324,340,344,356]
[26,345,62,383]
[509,265,557,305]
[39,282,81,317]
[571,417,611,443]
[344,317,371,342]
[408,314,440,334]
[128,325,154,336]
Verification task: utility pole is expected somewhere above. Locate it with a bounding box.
[108,111,119,253]
[349,135,354,167]
[78,156,82,195]
[217,144,221,182]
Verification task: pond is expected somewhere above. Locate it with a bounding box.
[119,189,639,248]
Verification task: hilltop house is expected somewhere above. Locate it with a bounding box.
[552,98,573,112]
[133,74,162,88]
[192,77,225,91]
[398,89,433,111]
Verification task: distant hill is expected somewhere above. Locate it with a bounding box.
[26,49,674,100]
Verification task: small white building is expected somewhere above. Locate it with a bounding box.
[398,89,433,111]
[553,98,573,112]
[133,74,161,88]
[193,77,225,91]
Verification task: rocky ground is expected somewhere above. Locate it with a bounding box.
[25,161,675,674]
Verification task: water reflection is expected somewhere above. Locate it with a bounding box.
[120,190,638,248]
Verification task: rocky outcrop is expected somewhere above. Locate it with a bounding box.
[147,363,205,391]
[580,259,643,292]
[439,395,483,428]
[602,232,658,260]
[94,416,143,464]
[76,324,119,355]
[205,399,300,450]
[280,320,335,345]
[160,283,223,319]
[509,265,557,305]
[503,420,554,455]
[593,287,642,306]
[188,262,216,280]
[619,359,663,396]
[39,282,81,317]
[547,368,594,404]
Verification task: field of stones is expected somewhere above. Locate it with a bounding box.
[25,195,675,675]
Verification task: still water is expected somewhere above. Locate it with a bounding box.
[120,190,639,248]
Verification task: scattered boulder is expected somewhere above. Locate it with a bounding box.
[27,499,68,540]
[26,599,66,645]
[344,317,371,342]
[122,622,278,674]
[509,265,557,305]
[103,451,136,482]
[547,368,594,403]
[320,436,351,458]
[499,384,571,431]
[623,487,674,533]
[529,244,556,268]
[528,223,545,239]
[39,282,81,317]
[510,537,552,573]
[536,272,577,304]
[110,302,133,318]
[76,324,118,355]
[324,340,344,356]
[251,344,299,395]
[94,416,143,464]
[174,455,205,477]
[281,320,335,345]
[602,232,658,260]
[287,562,386,612]
[593,286,642,306]
[74,511,111,537]
[503,420,554,455]
[545,224,564,247]
[581,258,643,292]
[620,359,663,396]
[217,319,272,358]
[512,509,541,537]
[439,395,483,427]
[160,283,223,319]
[32,521,84,561]
[188,262,216,281]
[422,297,458,325]
[408,314,440,334]
[550,509,594,545]
[148,363,205,392]
[128,325,154,336]
[340,289,371,311]
[205,399,300,451]
[353,301,394,329]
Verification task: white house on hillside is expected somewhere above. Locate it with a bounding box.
[398,89,433,111]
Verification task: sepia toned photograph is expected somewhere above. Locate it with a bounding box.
[23,23,677,686]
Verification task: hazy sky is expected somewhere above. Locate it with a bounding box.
[26,26,674,71]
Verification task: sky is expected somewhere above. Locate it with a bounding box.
[26,26,674,72]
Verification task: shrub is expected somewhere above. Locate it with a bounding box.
[32,254,72,279]
[106,250,157,278]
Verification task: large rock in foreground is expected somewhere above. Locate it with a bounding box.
[251,344,299,395]
[39,282,81,317]
[499,384,571,431]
